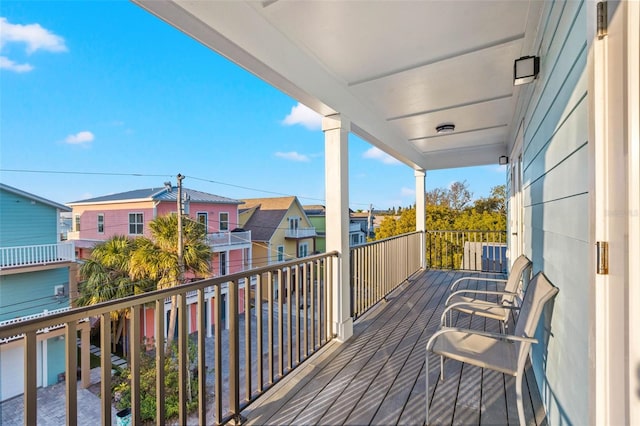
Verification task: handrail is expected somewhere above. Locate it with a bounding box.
[426,230,507,272]
[0,251,338,425]
[350,231,424,319]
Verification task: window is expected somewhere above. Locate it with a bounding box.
[277,245,285,262]
[298,243,308,258]
[289,217,300,231]
[197,212,208,232]
[97,214,104,233]
[74,214,81,232]
[219,212,229,231]
[219,251,227,276]
[129,213,144,235]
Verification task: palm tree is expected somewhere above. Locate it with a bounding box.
[129,214,212,348]
[77,235,155,352]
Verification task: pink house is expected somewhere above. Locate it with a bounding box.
[67,185,252,336]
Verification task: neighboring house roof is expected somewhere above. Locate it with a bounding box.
[67,186,243,205]
[240,196,299,242]
[0,183,71,212]
[303,205,326,216]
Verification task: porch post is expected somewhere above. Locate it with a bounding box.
[322,113,353,342]
[415,169,426,269]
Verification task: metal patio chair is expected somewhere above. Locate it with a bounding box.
[426,271,558,426]
[442,254,532,332]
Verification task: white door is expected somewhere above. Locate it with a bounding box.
[590,1,640,424]
[509,124,524,264]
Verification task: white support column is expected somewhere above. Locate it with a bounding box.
[323,113,353,342]
[415,169,426,269]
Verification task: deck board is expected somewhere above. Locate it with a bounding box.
[244,269,547,425]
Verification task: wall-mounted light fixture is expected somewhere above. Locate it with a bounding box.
[514,56,540,85]
[435,123,455,134]
[499,155,509,165]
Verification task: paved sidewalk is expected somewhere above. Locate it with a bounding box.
[0,368,118,426]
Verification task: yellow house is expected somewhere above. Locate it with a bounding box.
[239,196,316,268]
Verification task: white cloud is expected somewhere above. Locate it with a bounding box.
[65,131,95,145]
[362,147,402,165]
[282,103,322,131]
[275,151,310,162]
[0,18,67,54]
[400,187,415,197]
[0,55,32,72]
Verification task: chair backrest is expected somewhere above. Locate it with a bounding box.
[500,255,532,305]
[513,272,559,373]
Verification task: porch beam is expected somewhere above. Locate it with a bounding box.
[323,113,353,342]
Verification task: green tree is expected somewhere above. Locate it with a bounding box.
[375,215,398,240]
[113,340,198,422]
[129,214,212,349]
[77,236,155,352]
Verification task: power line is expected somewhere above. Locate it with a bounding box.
[0,168,373,207]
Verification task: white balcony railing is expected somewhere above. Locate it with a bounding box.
[206,230,251,248]
[284,227,316,239]
[0,242,75,269]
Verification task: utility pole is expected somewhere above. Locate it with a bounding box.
[176,173,184,283]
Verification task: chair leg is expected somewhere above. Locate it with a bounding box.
[515,372,525,426]
[440,356,444,381]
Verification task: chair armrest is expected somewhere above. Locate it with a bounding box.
[426,326,538,351]
[445,289,518,307]
[440,301,520,326]
[450,276,508,292]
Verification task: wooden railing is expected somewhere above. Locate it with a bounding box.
[426,230,507,272]
[0,242,75,269]
[0,252,337,425]
[350,232,424,319]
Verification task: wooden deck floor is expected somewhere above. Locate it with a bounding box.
[243,269,547,425]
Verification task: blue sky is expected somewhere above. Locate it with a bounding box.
[0,1,506,211]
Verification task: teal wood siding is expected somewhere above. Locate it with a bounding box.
[0,188,59,247]
[0,268,69,322]
[521,1,588,424]
[46,336,66,386]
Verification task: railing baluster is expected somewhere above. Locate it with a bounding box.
[286,268,292,371]
[256,274,263,391]
[295,267,300,365]
[277,270,283,378]
[24,330,37,426]
[154,301,164,426]
[267,271,274,385]
[309,262,315,351]
[66,320,78,426]
[214,285,222,423]
[130,305,141,425]
[229,279,240,421]
[244,277,252,403]
[101,313,112,426]
[177,294,187,425]
[198,289,207,425]
[302,264,308,359]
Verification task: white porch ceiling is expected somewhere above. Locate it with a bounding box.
[134,0,544,171]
